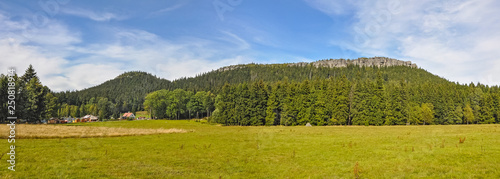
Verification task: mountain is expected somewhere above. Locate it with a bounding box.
[55,71,170,109]
[56,57,449,111]
[169,57,446,92]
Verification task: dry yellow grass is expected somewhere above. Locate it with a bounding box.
[0,124,189,139]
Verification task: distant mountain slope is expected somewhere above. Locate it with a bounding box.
[55,71,170,107]
[170,57,447,92]
[56,57,449,109]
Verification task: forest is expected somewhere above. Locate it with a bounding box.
[1,58,499,125]
[209,74,498,126]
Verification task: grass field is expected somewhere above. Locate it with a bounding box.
[0,120,499,178]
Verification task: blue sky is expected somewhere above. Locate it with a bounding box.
[1,0,500,91]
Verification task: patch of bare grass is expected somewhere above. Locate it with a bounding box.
[0,124,190,139]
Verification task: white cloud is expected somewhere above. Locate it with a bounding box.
[308,0,500,85]
[61,8,124,21]
[0,10,252,92]
[74,29,250,81]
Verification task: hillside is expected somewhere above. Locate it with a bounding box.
[55,71,170,110]
[55,57,455,116]
[58,57,443,103]
[170,57,447,92]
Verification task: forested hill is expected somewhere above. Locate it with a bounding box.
[55,57,452,114]
[55,71,170,110]
[171,57,448,92]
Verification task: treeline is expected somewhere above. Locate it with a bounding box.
[6,60,500,125]
[143,89,215,119]
[209,73,500,126]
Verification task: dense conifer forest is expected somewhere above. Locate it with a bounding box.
[1,57,499,125]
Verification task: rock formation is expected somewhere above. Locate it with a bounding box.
[218,57,417,72]
[294,57,417,68]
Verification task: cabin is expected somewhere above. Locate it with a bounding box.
[80,115,99,122]
[122,113,136,120]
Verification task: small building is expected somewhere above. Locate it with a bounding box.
[81,115,99,122]
[122,113,136,120]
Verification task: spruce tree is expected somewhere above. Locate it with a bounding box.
[265,85,278,126]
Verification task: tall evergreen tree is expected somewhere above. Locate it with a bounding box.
[265,85,279,126]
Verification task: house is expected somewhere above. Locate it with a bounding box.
[81,115,99,122]
[122,112,135,120]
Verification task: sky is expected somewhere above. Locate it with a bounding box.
[1,0,499,92]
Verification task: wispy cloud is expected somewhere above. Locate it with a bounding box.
[308,0,500,85]
[62,8,124,21]
[219,31,251,50]
[304,0,353,15]
[149,3,185,16]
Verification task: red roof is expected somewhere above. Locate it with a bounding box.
[123,113,134,117]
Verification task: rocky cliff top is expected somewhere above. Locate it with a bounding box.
[218,57,417,72]
[293,57,417,68]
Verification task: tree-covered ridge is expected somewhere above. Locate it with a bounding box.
[171,62,449,92]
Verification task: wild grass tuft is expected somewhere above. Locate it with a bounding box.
[353,162,361,179]
[459,137,466,144]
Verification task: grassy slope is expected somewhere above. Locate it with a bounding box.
[0,121,499,178]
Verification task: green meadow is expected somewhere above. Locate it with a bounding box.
[1,120,499,178]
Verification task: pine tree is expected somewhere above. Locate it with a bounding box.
[332,76,350,125]
[312,80,328,126]
[265,85,278,126]
[249,81,267,126]
[44,93,58,119]
[234,83,250,125]
[24,77,47,122]
[297,80,312,125]
[479,94,495,124]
